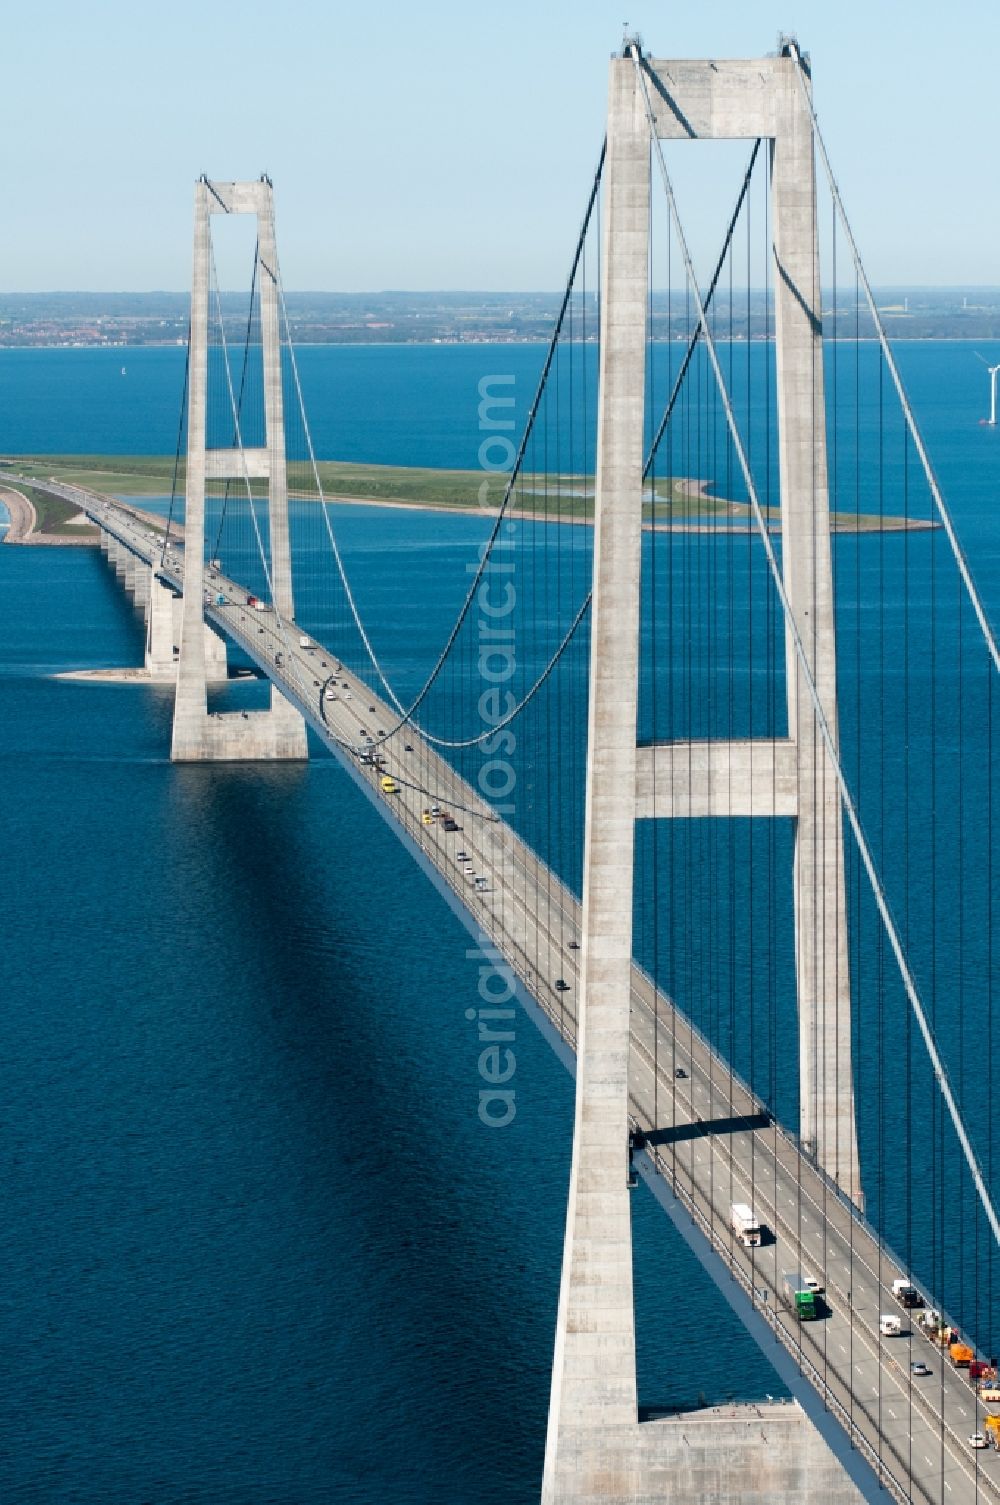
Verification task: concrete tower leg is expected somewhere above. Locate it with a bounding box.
[257,187,307,756]
[771,64,861,1206]
[169,179,212,759]
[542,55,647,1502]
[170,176,306,763]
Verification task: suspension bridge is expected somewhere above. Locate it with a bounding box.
[21,35,1000,1505]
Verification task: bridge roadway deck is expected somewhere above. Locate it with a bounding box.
[59,481,1000,1505]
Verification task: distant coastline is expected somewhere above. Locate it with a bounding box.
[3,287,1000,348]
[4,334,1000,352]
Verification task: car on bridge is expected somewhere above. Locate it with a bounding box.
[892,1278,924,1310]
[381,776,399,794]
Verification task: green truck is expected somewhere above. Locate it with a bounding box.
[782,1271,819,1321]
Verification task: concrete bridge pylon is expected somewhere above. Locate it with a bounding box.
[543,41,863,1504]
[170,176,307,763]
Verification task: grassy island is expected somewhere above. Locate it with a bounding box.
[2,454,936,535]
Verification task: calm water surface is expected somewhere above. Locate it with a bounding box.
[2,342,1000,1502]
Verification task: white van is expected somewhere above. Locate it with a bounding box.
[730,1203,762,1247]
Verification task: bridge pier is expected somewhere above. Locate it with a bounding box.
[131,561,150,609]
[170,176,306,763]
[145,571,176,678]
[105,533,125,575]
[144,570,228,683]
[144,565,179,680]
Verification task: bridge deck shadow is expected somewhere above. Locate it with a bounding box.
[644,1110,772,1147]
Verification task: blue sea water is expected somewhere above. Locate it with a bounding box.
[1,342,1000,1502]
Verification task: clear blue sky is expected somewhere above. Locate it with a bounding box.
[4,0,997,290]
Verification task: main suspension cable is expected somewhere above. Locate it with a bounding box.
[275,148,608,750]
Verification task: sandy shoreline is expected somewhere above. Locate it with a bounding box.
[314,486,938,535]
[54,666,257,685]
[0,484,100,546]
[55,667,165,684]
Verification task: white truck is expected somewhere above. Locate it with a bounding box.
[730,1202,762,1247]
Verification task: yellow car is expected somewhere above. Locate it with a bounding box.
[421,808,432,824]
[381,776,399,795]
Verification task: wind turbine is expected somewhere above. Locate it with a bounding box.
[975,352,1000,426]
